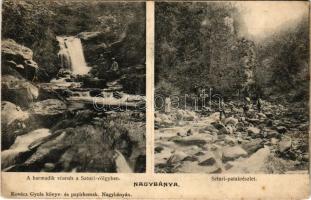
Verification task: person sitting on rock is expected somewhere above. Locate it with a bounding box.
[111,57,119,72]
[243,97,251,114]
[219,98,226,120]
[256,97,262,113]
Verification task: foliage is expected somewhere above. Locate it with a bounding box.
[256,17,309,100]
[155,2,253,99]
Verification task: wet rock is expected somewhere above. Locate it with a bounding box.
[11,129,51,151]
[2,75,39,108]
[2,129,51,168]
[23,131,68,168]
[222,146,248,162]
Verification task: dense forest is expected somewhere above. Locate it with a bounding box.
[155,2,309,105]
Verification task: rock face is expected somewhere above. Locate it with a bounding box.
[28,99,68,127]
[2,39,38,80]
[2,75,39,108]
[1,101,30,150]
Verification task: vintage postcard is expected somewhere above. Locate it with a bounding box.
[1,0,310,199]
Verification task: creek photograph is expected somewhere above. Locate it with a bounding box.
[154,1,309,174]
[1,0,146,173]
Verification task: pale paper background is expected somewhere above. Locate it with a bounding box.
[1,1,310,199]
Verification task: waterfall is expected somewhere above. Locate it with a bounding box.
[114,150,132,173]
[56,36,90,75]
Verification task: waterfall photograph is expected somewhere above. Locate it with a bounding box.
[154,1,309,174]
[1,0,146,172]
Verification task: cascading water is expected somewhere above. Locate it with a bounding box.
[56,36,90,75]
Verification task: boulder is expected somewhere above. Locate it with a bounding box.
[226,147,271,173]
[167,151,188,164]
[198,152,217,166]
[1,101,30,150]
[203,124,219,133]
[2,75,39,108]
[173,136,207,146]
[222,146,248,162]
[28,99,68,127]
[247,127,261,138]
[2,39,38,80]
[224,117,239,126]
[224,135,237,146]
[241,139,264,155]
[262,128,279,139]
[279,137,292,153]
[212,122,226,130]
[276,126,287,134]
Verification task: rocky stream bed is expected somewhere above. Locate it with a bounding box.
[155,101,309,173]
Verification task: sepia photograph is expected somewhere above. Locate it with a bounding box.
[1,0,146,173]
[154,1,309,174]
